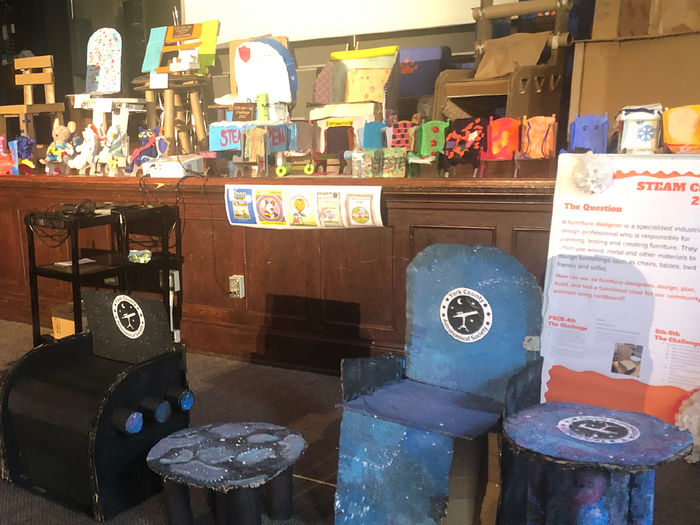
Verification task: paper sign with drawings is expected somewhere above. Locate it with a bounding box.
[224,185,383,229]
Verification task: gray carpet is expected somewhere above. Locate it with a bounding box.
[0,319,698,524]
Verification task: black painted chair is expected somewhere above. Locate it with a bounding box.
[0,290,193,521]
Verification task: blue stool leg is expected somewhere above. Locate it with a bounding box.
[163,480,194,525]
[225,487,261,525]
[607,471,631,525]
[572,469,609,524]
[267,465,294,520]
[214,491,228,525]
[629,470,654,525]
[526,459,546,525]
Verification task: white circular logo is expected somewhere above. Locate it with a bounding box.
[440,287,492,343]
[112,294,145,339]
[557,415,640,444]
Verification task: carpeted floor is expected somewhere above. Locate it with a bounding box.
[0,319,697,524]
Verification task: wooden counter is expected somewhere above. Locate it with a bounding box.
[0,175,555,373]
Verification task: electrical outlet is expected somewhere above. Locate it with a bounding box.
[229,275,245,298]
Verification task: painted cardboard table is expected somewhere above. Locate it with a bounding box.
[503,402,693,525]
[147,422,306,525]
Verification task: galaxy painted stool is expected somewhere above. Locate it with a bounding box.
[503,402,693,525]
[147,422,307,525]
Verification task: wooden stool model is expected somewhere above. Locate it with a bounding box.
[132,73,209,156]
[0,55,65,157]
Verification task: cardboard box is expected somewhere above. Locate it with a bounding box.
[593,0,700,39]
[568,33,700,133]
[592,0,653,39]
[51,302,87,339]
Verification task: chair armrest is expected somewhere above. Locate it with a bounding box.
[340,356,405,402]
[504,356,543,417]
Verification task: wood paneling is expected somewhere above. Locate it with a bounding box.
[0,176,554,372]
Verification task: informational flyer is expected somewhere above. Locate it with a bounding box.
[224,184,383,229]
[541,154,700,423]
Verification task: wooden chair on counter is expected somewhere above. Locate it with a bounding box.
[0,55,65,156]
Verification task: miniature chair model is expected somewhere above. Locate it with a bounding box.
[334,243,542,524]
[0,55,65,155]
[0,290,193,521]
[432,0,571,122]
[134,20,219,155]
[70,28,147,139]
[663,105,700,154]
[479,116,520,176]
[565,113,609,153]
[518,114,557,159]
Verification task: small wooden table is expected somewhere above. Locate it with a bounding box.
[503,402,693,525]
[147,422,306,525]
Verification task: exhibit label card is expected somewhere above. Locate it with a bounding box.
[224,185,382,229]
[541,154,700,422]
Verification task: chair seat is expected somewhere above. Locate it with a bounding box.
[343,379,504,439]
[0,103,65,116]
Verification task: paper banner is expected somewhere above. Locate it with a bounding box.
[541,153,700,423]
[224,185,383,229]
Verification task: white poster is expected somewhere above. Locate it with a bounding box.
[541,154,700,423]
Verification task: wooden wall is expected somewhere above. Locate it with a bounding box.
[0,176,554,373]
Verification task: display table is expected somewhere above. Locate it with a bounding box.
[503,402,693,524]
[147,422,307,525]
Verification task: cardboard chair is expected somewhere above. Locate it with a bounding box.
[0,290,193,521]
[334,243,542,524]
[432,0,571,122]
[0,55,65,161]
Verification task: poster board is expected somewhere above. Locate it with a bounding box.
[224,184,383,229]
[541,153,700,424]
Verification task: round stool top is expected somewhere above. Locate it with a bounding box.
[147,422,307,491]
[504,402,692,471]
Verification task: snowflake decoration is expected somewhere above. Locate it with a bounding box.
[572,152,614,194]
[636,122,656,142]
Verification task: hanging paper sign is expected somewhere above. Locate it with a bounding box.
[541,153,700,424]
[224,185,383,229]
[209,123,244,151]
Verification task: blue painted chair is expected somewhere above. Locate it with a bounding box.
[565,114,609,154]
[334,243,543,524]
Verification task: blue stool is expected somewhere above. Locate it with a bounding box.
[503,402,693,525]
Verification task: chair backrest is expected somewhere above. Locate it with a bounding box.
[473,0,571,69]
[85,28,122,95]
[82,289,172,364]
[404,243,542,403]
[521,114,556,158]
[484,116,520,159]
[568,113,608,153]
[14,55,56,105]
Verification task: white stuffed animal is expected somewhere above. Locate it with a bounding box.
[68,124,99,175]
